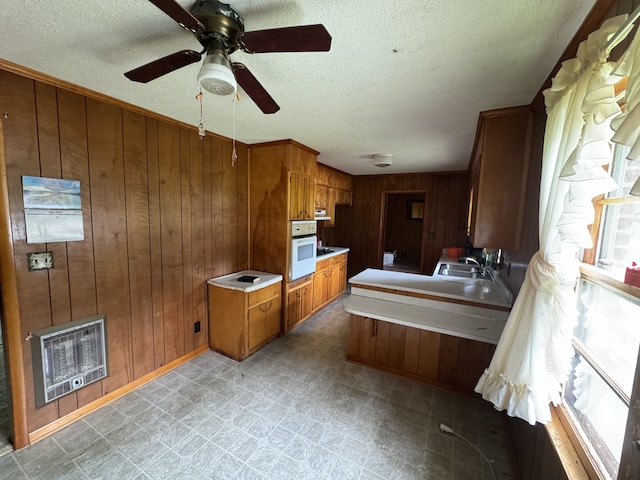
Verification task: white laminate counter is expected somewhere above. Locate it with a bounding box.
[344,264,513,344]
[207,270,283,292]
[348,267,512,308]
[343,294,507,344]
[316,246,349,262]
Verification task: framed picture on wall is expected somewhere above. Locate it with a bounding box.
[407,201,424,220]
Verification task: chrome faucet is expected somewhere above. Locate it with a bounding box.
[460,256,480,267]
[460,256,486,276]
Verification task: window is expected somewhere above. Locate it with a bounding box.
[559,143,640,479]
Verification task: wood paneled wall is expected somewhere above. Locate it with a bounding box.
[0,69,248,434]
[320,173,469,277]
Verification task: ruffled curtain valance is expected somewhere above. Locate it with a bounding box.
[475,14,629,424]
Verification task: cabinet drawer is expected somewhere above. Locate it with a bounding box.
[316,258,330,272]
[329,254,345,267]
[248,282,281,307]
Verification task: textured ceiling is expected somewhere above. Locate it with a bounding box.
[0,0,598,175]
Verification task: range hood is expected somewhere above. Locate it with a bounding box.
[315,209,331,221]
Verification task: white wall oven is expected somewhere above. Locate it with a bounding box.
[290,220,317,281]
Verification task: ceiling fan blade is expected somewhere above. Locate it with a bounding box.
[232,63,280,114]
[148,0,204,32]
[240,24,332,53]
[125,50,202,83]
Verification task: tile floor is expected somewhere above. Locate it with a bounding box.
[0,294,512,479]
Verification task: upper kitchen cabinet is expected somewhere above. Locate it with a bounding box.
[249,140,318,275]
[315,163,353,227]
[468,106,532,250]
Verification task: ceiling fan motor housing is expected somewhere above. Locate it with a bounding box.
[191,0,245,53]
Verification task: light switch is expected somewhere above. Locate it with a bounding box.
[27,251,54,271]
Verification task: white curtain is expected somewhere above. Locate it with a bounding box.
[474,15,628,425]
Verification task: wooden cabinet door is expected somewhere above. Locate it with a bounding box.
[324,188,336,227]
[287,289,302,330]
[328,264,341,300]
[470,107,531,249]
[300,283,313,318]
[248,304,266,351]
[337,258,347,295]
[289,173,305,220]
[312,270,328,310]
[265,297,281,338]
[315,184,327,209]
[303,176,315,220]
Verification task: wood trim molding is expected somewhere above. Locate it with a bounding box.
[28,345,209,445]
[546,406,593,479]
[580,263,640,301]
[0,119,29,449]
[0,59,247,147]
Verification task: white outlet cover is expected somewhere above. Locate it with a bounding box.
[27,252,54,271]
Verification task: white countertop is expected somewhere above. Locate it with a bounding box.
[348,267,512,308]
[316,246,349,261]
[343,294,507,344]
[207,270,283,292]
[344,259,513,344]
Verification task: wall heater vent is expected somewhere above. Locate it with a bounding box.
[31,314,108,408]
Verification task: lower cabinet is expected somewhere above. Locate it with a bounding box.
[208,281,282,361]
[286,280,313,332]
[347,314,496,394]
[312,253,347,312]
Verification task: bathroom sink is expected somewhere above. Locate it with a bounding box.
[437,263,491,280]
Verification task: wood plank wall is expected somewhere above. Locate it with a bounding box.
[319,173,469,277]
[0,69,248,434]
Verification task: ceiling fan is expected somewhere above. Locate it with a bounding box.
[124,0,332,114]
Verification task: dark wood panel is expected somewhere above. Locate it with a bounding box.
[437,335,460,385]
[189,130,206,349]
[322,173,468,278]
[374,320,390,365]
[57,89,102,408]
[236,144,249,270]
[157,121,184,363]
[388,323,406,369]
[0,72,59,431]
[222,140,238,273]
[417,330,440,379]
[123,110,155,379]
[211,137,224,278]
[34,82,79,417]
[180,128,193,355]
[2,67,251,438]
[146,117,166,369]
[86,99,133,394]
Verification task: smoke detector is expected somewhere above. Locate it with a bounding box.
[372,153,393,167]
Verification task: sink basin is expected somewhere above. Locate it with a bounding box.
[438,263,490,280]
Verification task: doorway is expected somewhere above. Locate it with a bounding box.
[380,191,427,274]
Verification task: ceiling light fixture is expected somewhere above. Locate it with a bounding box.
[372,153,393,167]
[197,50,237,96]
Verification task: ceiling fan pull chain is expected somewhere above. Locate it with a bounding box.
[231,93,239,167]
[197,91,205,139]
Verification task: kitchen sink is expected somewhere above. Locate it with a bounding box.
[438,263,490,280]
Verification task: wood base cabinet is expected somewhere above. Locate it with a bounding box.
[286,280,313,332]
[347,314,495,395]
[312,253,347,312]
[208,281,281,361]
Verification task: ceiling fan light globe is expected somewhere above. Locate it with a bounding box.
[198,53,237,96]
